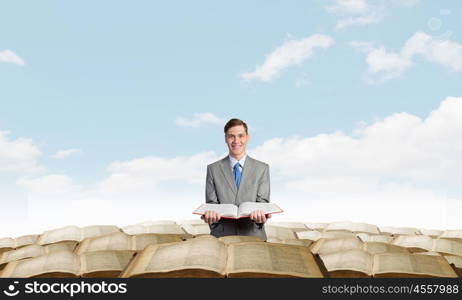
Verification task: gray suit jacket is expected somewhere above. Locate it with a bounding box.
[205,155,270,240]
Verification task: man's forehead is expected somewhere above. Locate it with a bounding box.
[226,125,247,135]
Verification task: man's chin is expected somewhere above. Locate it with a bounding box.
[230,151,243,157]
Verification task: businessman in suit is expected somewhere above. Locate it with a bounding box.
[203,118,271,240]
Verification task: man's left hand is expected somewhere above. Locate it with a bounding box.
[249,210,271,224]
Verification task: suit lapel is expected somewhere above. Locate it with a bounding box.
[236,156,256,203]
[219,157,237,196]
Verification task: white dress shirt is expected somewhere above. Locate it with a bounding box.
[229,153,247,173]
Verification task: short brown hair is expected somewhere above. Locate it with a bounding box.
[224,118,248,135]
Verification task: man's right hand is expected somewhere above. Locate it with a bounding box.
[202,210,221,224]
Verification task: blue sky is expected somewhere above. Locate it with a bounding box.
[1,0,462,236]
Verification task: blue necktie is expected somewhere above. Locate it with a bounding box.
[233,163,241,189]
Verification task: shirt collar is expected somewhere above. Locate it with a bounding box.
[229,153,247,168]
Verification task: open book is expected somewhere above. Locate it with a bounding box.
[193,202,283,219]
[0,235,40,256]
[37,225,121,245]
[75,232,185,254]
[0,241,78,270]
[439,230,462,241]
[264,225,297,242]
[121,222,187,235]
[296,230,356,242]
[319,249,458,278]
[389,235,462,257]
[445,255,462,277]
[120,235,323,278]
[324,221,380,235]
[0,250,136,278]
[310,237,410,256]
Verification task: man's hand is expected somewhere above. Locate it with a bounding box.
[249,210,272,224]
[202,210,221,224]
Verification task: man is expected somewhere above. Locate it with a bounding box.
[203,118,271,240]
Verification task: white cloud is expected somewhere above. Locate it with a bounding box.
[270,184,450,230]
[350,41,413,81]
[17,174,79,194]
[334,11,383,30]
[251,97,462,187]
[0,50,25,66]
[4,97,462,236]
[175,113,225,128]
[327,0,384,30]
[327,0,369,15]
[247,97,462,229]
[241,34,334,82]
[51,148,82,159]
[0,131,42,173]
[351,31,462,82]
[99,151,220,193]
[326,0,419,30]
[404,32,462,72]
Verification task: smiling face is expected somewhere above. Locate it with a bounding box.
[225,125,249,160]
